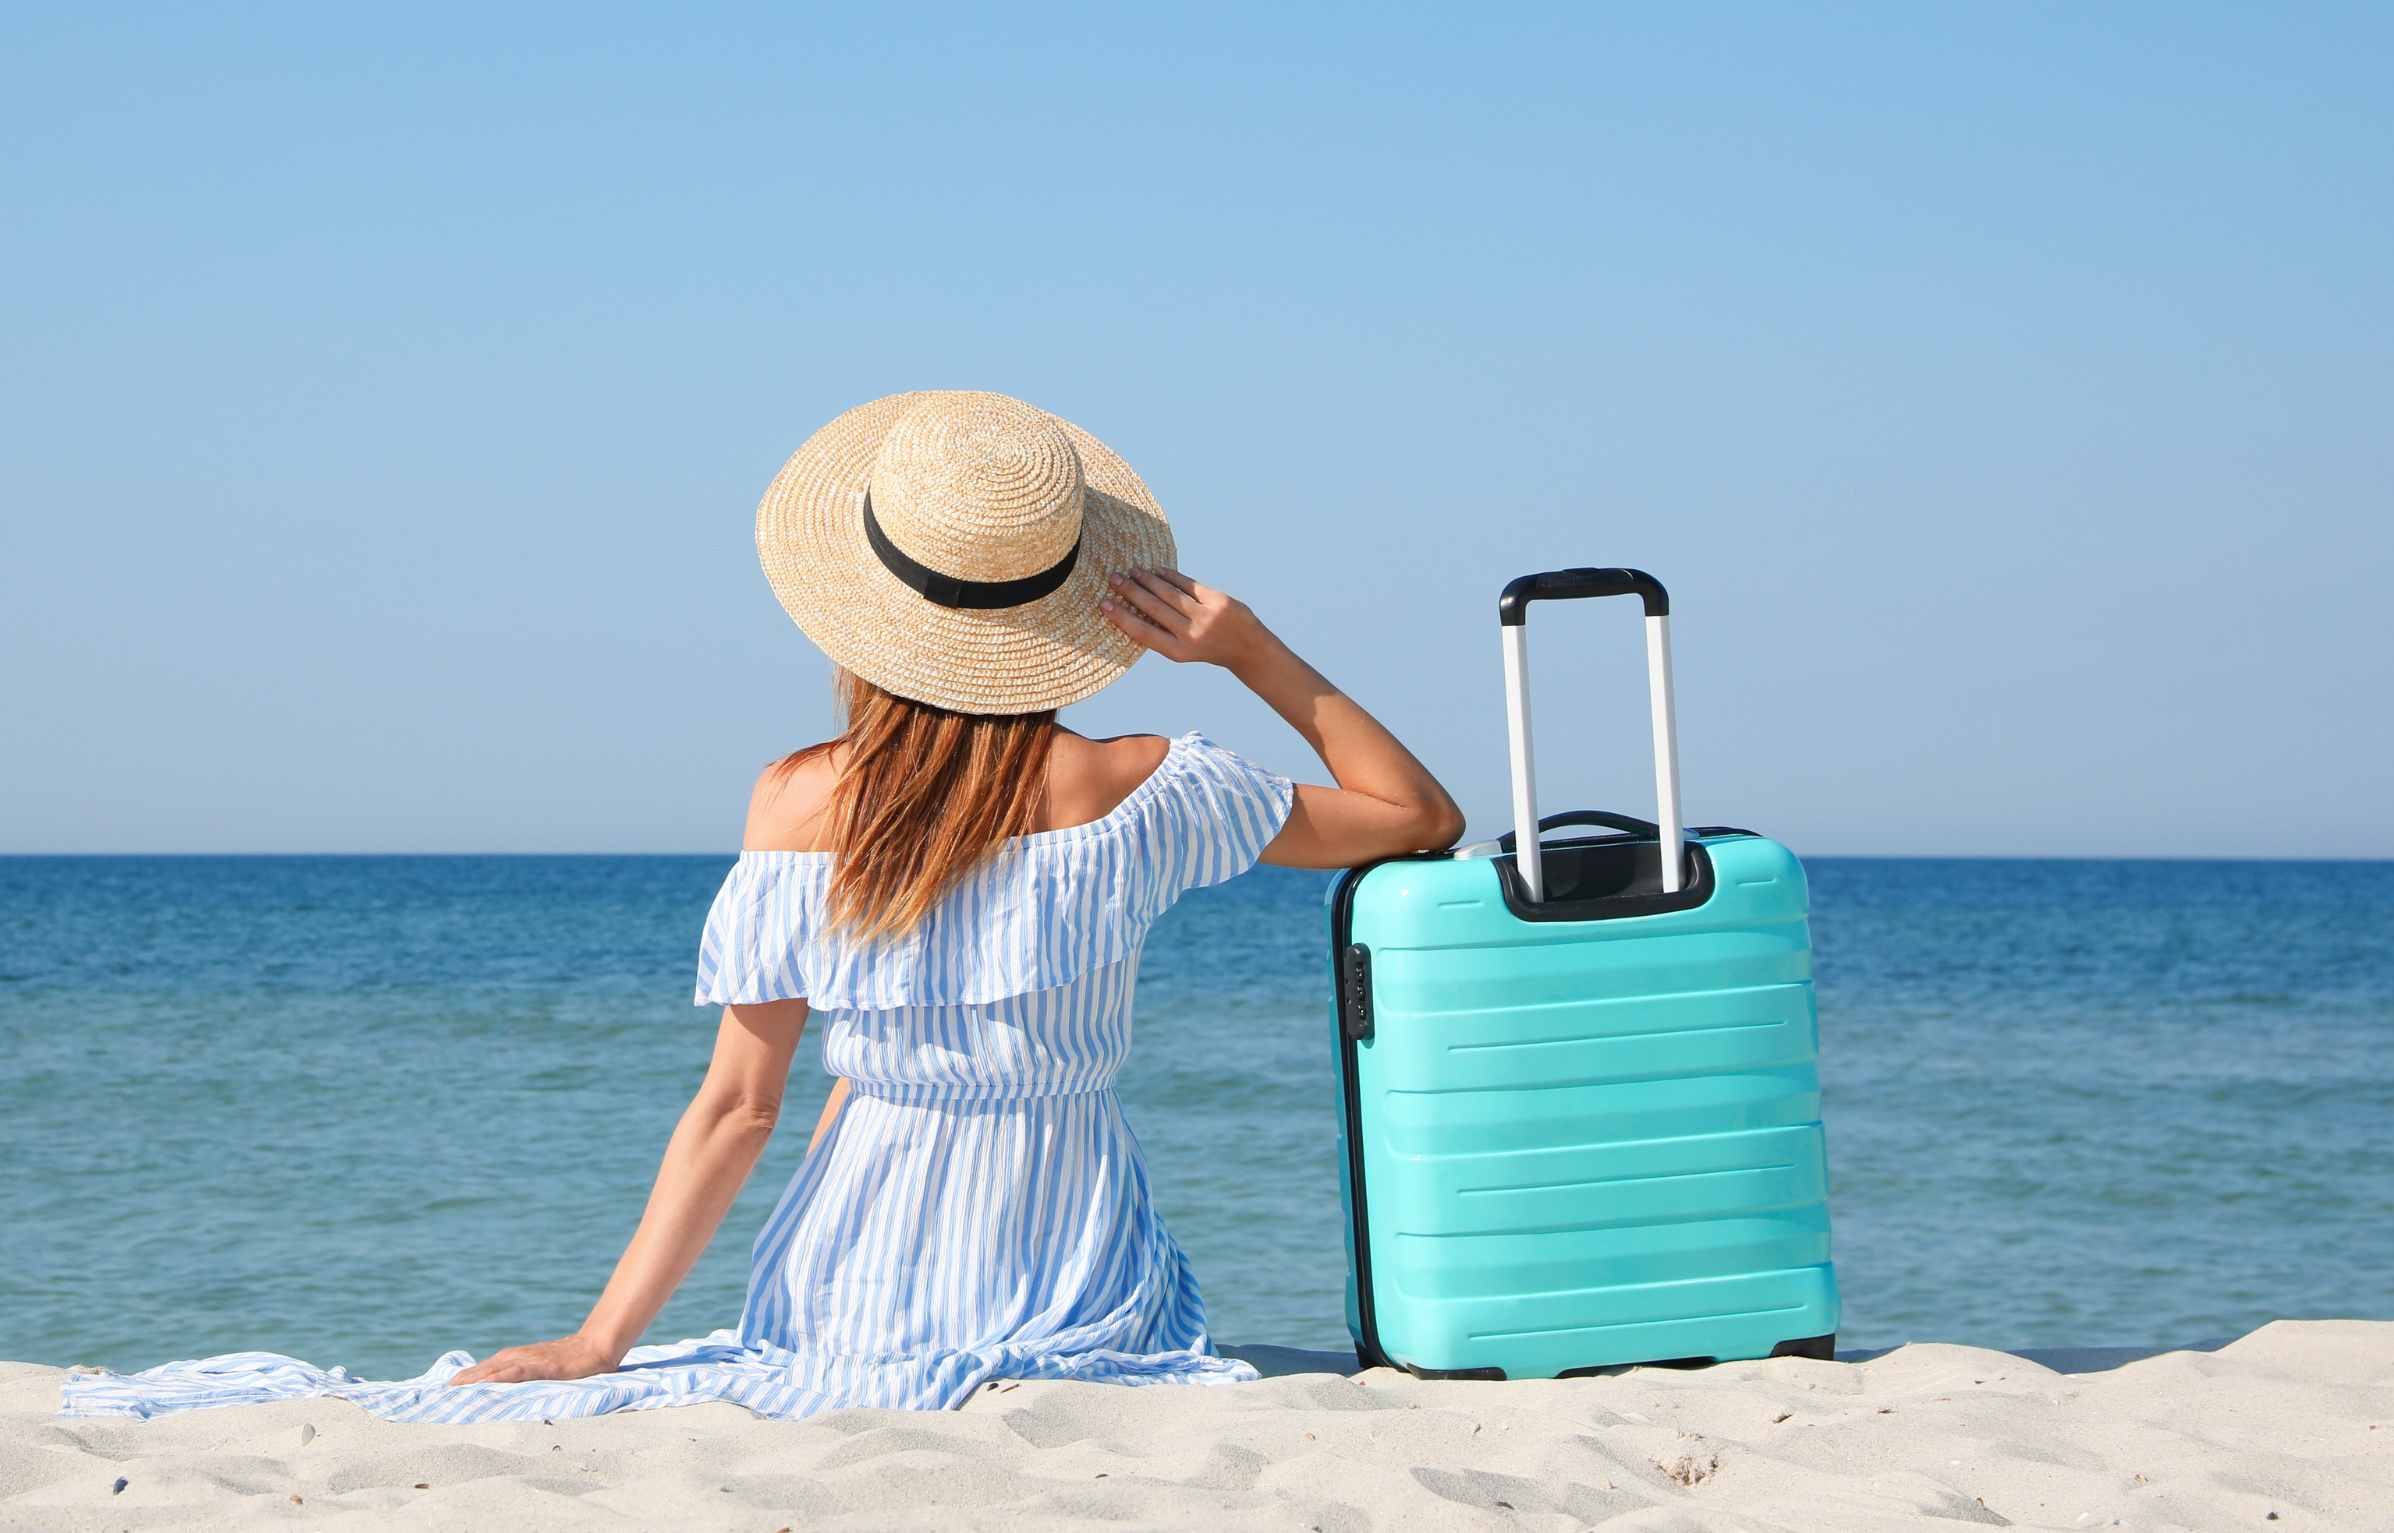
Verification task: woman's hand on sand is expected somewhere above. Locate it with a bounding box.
[447,1333,618,1388]
[1099,568,1274,670]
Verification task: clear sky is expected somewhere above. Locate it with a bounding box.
[5,3,2387,857]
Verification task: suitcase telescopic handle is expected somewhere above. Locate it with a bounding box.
[1495,568,1684,903]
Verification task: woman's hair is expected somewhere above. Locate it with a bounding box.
[776,669,1057,940]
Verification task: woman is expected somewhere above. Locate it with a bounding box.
[62,390,1463,1424]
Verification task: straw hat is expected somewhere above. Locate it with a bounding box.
[756,391,1177,715]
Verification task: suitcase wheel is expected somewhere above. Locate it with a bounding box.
[1768,1332,1837,1362]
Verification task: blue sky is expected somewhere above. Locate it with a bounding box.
[4,3,2387,856]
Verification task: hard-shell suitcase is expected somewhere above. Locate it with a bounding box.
[1329,568,1838,1378]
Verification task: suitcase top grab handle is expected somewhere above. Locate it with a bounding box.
[1496,809,1663,849]
[1497,567,1685,903]
[1497,567,1670,623]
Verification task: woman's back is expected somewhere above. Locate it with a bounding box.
[685,730,1297,1409]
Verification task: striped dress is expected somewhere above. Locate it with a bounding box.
[60,731,1296,1425]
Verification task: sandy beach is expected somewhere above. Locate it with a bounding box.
[1,1321,2383,1531]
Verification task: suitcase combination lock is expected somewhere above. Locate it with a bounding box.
[1341,943,1374,1040]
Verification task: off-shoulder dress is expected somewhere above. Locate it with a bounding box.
[62,732,1295,1423]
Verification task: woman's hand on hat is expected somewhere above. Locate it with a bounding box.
[1100,568,1272,671]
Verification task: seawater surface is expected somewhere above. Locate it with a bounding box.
[4,854,2389,1376]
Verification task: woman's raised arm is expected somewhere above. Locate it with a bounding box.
[1100,568,1466,867]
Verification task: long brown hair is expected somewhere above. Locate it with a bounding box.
[776,670,1057,941]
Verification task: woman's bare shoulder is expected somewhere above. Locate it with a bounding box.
[1035,731,1171,831]
[744,742,842,852]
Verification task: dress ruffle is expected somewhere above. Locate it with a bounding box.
[692,732,1294,1010]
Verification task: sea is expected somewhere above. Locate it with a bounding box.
[3,855,2388,1378]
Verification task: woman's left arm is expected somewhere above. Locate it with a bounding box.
[447,999,809,1386]
[808,1074,851,1155]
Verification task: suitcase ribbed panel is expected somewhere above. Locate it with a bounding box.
[1334,833,1838,1376]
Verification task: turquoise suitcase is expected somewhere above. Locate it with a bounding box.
[1330,568,1838,1378]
